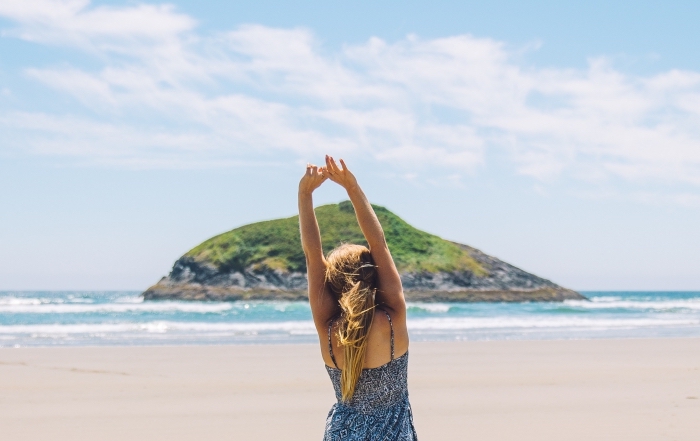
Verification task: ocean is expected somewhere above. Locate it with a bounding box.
[1,291,699,347]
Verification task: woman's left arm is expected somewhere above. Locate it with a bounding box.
[298,165,339,330]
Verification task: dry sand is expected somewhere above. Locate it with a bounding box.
[1,338,699,441]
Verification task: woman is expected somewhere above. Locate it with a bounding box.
[299,155,418,440]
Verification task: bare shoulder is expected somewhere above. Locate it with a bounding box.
[372,307,391,329]
[377,303,409,355]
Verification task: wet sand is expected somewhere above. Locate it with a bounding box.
[1,338,699,440]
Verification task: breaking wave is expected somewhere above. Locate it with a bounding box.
[1,291,699,346]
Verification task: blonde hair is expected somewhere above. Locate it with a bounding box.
[325,243,378,401]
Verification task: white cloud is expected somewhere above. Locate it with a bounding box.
[1,0,700,193]
[0,0,194,46]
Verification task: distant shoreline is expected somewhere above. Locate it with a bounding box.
[141,286,586,302]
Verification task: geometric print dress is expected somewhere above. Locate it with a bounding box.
[323,310,418,440]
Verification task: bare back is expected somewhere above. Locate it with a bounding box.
[319,307,409,370]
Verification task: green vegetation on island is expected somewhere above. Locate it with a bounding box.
[186,201,486,275]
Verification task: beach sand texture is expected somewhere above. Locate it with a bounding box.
[1,339,698,441]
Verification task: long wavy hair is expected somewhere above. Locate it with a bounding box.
[325,243,378,401]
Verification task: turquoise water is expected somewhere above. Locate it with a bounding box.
[1,291,699,346]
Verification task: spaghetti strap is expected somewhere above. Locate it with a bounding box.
[327,320,339,369]
[381,309,395,360]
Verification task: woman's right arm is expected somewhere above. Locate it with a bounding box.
[298,164,339,330]
[323,156,406,315]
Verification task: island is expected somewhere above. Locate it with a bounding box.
[143,201,585,302]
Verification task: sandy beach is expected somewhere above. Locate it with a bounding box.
[1,338,698,441]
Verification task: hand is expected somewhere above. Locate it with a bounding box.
[322,155,358,190]
[299,163,328,195]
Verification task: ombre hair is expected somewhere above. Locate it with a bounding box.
[325,243,378,401]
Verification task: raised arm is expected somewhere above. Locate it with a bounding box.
[298,164,339,330]
[323,156,406,315]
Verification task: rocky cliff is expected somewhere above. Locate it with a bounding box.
[143,201,584,302]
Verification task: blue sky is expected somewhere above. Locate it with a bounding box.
[1,0,699,290]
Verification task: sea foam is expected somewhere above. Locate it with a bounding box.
[1,291,700,346]
[0,301,233,314]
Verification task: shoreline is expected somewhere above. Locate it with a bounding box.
[141,286,585,302]
[4,332,700,349]
[2,338,698,441]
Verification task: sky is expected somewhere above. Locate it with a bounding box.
[1,0,699,291]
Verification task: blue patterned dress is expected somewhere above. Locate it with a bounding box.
[323,311,418,440]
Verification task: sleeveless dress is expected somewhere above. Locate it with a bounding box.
[323,310,418,441]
